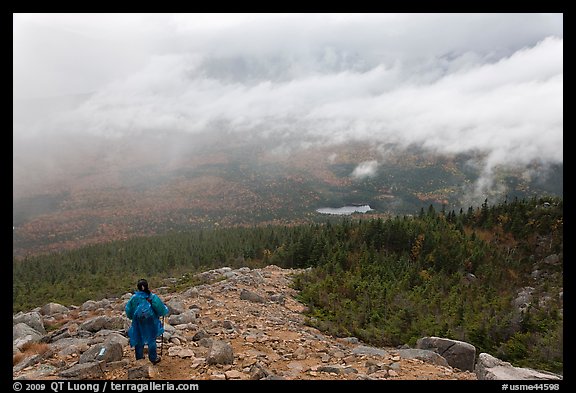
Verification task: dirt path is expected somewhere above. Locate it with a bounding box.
[102,266,476,380]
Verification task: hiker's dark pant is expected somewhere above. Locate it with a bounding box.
[135,341,158,362]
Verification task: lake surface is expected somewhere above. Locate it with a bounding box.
[316,205,373,215]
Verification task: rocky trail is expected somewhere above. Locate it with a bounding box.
[13,265,560,381]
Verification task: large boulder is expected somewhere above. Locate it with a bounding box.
[95,331,129,347]
[59,362,105,379]
[79,342,123,364]
[80,316,107,332]
[166,299,185,315]
[13,323,43,349]
[416,336,476,371]
[206,340,234,365]
[13,312,46,334]
[80,316,126,332]
[50,337,91,357]
[40,302,70,316]
[168,310,196,325]
[104,316,127,330]
[475,353,562,380]
[240,289,266,304]
[81,299,111,311]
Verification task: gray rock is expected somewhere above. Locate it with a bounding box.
[40,302,70,316]
[168,310,196,325]
[52,338,91,357]
[240,289,267,303]
[351,345,389,357]
[45,325,72,343]
[513,287,535,312]
[196,267,233,282]
[163,324,176,334]
[81,316,126,332]
[262,375,285,380]
[292,346,307,360]
[206,340,234,365]
[341,337,360,344]
[79,342,123,364]
[416,336,476,371]
[13,323,43,348]
[397,349,450,367]
[250,362,273,380]
[390,362,401,370]
[234,271,265,286]
[366,365,380,374]
[166,299,185,315]
[13,354,43,373]
[105,316,127,330]
[95,331,129,347]
[59,362,105,379]
[318,365,343,374]
[81,299,110,311]
[343,366,359,374]
[542,254,560,266]
[198,338,213,348]
[80,316,107,332]
[13,312,46,334]
[269,293,286,304]
[192,329,209,341]
[183,287,199,298]
[177,348,195,358]
[103,360,130,372]
[126,363,157,379]
[15,364,58,379]
[475,353,563,380]
[168,345,184,357]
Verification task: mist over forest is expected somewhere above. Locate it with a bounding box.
[13,13,563,256]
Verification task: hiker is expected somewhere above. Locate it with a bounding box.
[125,278,169,364]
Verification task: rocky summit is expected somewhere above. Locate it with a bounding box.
[12,265,558,381]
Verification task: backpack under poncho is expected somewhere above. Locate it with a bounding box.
[134,297,155,322]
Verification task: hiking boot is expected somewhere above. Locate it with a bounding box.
[151,357,161,365]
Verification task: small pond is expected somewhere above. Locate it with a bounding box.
[315,205,373,215]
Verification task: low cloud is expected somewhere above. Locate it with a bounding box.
[351,160,379,179]
[43,36,562,171]
[13,14,563,203]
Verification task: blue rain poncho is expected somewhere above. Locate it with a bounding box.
[125,291,169,347]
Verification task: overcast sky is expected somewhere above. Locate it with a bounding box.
[13,13,563,197]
